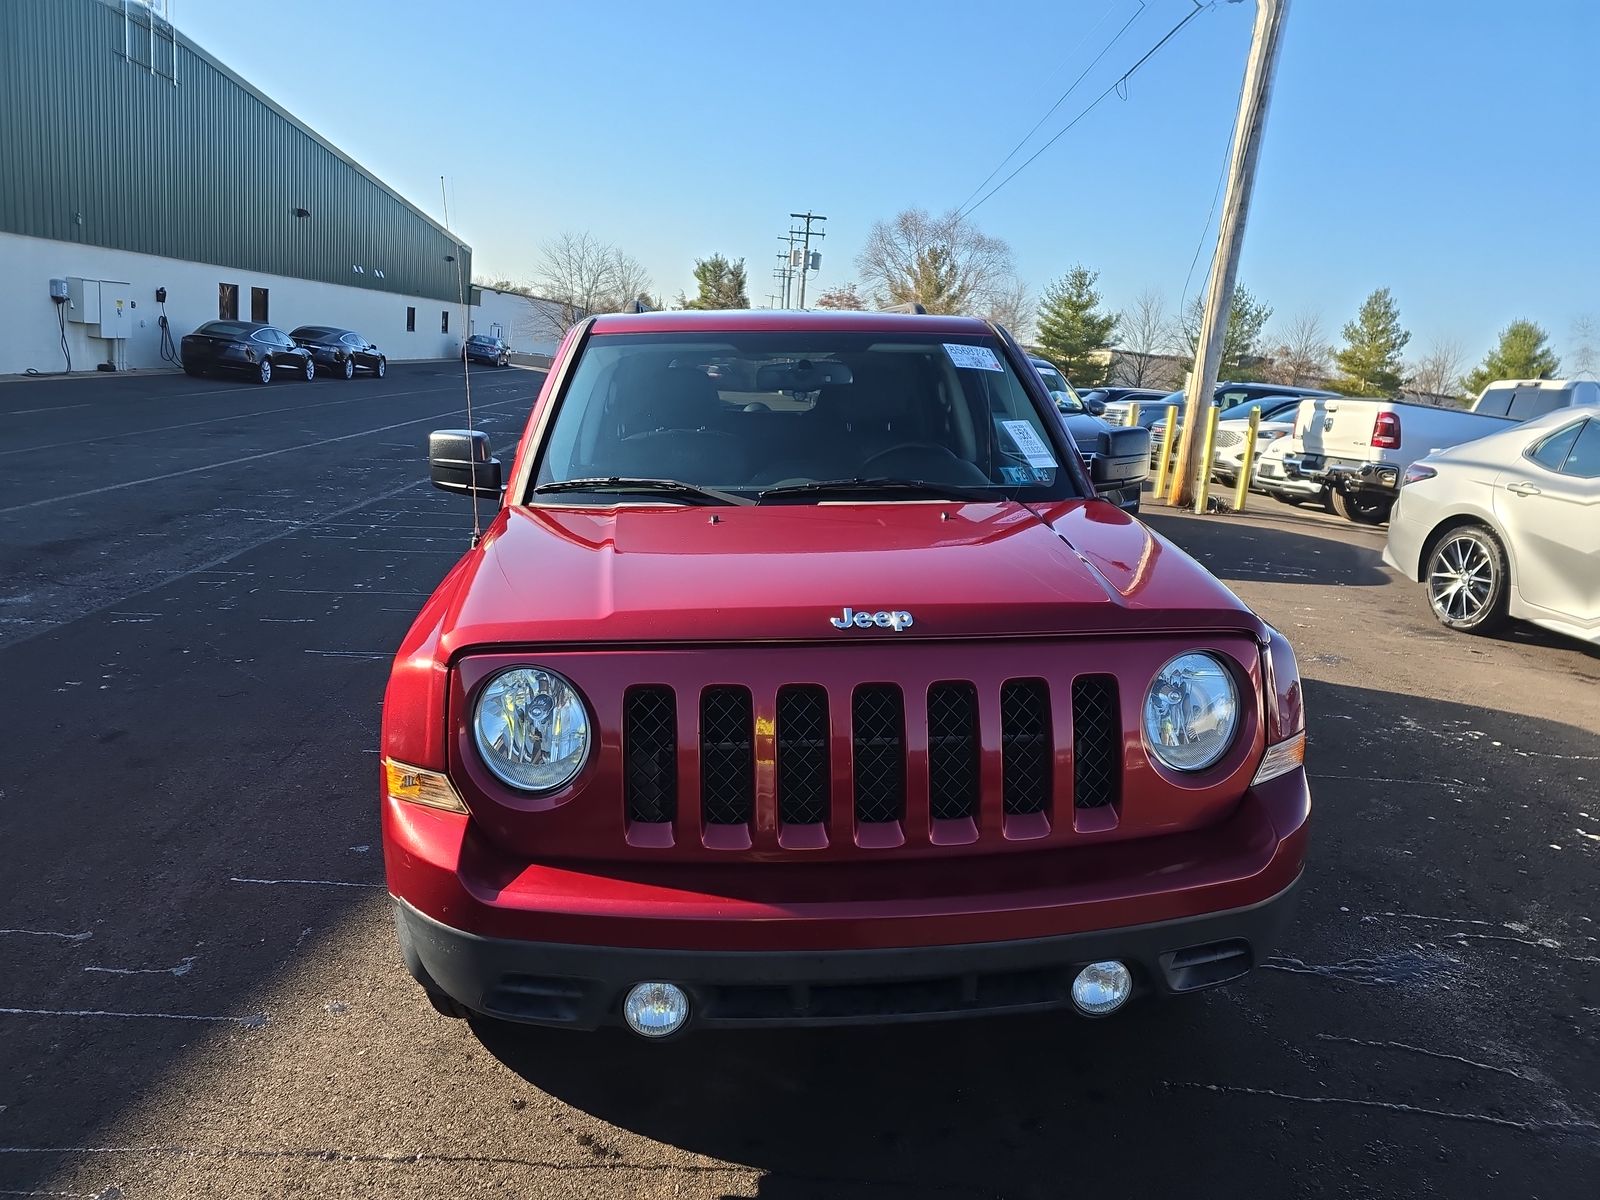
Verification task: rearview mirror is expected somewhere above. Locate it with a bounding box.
[754,359,853,391]
[429,429,502,498]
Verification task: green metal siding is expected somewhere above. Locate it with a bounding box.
[0,0,469,302]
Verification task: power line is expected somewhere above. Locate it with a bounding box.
[959,1,1209,220]
[956,0,1146,216]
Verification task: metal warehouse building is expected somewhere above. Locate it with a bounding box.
[0,0,472,377]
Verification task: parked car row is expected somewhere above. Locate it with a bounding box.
[180,320,386,384]
[1028,357,1150,514]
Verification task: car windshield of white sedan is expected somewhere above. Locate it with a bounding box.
[534,331,1076,503]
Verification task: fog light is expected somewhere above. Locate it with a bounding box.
[622,982,689,1038]
[1071,961,1132,1015]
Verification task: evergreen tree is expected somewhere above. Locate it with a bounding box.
[1332,288,1411,396]
[1461,320,1561,396]
[1035,266,1118,387]
[1179,284,1273,381]
[684,254,750,309]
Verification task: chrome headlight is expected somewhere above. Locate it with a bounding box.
[473,667,590,792]
[1143,652,1239,772]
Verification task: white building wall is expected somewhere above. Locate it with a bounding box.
[469,287,571,361]
[0,231,464,376]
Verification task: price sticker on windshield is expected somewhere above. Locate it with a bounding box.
[1001,420,1058,469]
[943,343,1003,372]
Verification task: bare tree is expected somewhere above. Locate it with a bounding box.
[985,277,1035,341]
[813,283,869,310]
[1265,310,1331,386]
[855,207,1016,316]
[1116,289,1171,386]
[1569,314,1598,377]
[1405,336,1468,405]
[532,232,653,337]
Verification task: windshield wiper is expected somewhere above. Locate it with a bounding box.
[531,477,753,506]
[757,477,1000,504]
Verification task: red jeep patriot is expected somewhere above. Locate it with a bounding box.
[381,310,1309,1037]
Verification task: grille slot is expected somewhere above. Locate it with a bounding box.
[1000,680,1051,815]
[927,682,979,821]
[1072,675,1121,809]
[776,686,829,825]
[852,685,905,824]
[700,686,754,826]
[623,686,677,824]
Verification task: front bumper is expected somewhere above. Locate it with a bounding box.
[394,873,1301,1030]
[384,767,1310,1029]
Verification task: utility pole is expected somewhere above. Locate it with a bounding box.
[789,211,826,309]
[776,235,799,307]
[1167,0,1290,509]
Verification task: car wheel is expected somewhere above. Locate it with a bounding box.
[375,357,386,379]
[1426,525,1509,635]
[425,989,475,1020]
[341,356,355,380]
[1333,489,1391,524]
[301,356,316,382]
[255,357,272,384]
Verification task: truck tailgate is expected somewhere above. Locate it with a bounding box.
[1297,397,1385,461]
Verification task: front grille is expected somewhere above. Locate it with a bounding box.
[927,683,979,821]
[617,666,1131,843]
[1000,680,1051,815]
[776,686,829,825]
[1072,675,1121,809]
[700,686,754,825]
[1214,429,1244,449]
[852,685,905,824]
[623,686,676,824]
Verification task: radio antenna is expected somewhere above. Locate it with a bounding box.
[441,175,481,548]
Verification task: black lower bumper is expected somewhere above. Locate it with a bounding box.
[393,876,1300,1032]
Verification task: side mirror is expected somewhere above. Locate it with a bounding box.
[1089,426,1152,486]
[1085,398,1107,416]
[429,429,502,497]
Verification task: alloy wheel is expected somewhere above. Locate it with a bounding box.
[258,359,272,384]
[303,358,315,381]
[342,356,354,380]
[1428,534,1495,624]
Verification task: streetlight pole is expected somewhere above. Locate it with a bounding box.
[1167,0,1290,509]
[789,211,826,309]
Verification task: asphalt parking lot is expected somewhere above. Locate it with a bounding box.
[1,367,1596,1199]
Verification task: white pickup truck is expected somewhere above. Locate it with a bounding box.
[1283,378,1600,523]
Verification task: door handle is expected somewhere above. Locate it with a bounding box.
[1506,482,1542,497]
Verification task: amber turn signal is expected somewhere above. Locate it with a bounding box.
[1251,730,1306,787]
[384,759,468,814]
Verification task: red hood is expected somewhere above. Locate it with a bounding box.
[432,500,1263,655]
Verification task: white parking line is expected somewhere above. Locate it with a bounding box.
[0,398,522,514]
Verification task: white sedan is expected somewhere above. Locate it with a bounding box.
[1383,405,1600,645]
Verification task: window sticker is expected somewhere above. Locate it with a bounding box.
[1000,420,1059,469]
[998,464,1038,485]
[943,342,1003,372]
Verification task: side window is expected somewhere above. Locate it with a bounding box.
[343,334,363,348]
[1558,419,1600,479]
[1528,422,1583,471]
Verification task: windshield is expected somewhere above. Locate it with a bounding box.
[467,335,496,346]
[1218,396,1296,422]
[199,321,253,337]
[290,327,336,342]
[533,330,1081,503]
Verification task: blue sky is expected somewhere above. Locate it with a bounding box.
[177,0,1597,366]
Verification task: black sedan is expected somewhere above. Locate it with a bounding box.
[289,326,388,380]
[464,334,510,367]
[180,320,315,384]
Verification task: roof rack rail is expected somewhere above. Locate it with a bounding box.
[880,302,928,314]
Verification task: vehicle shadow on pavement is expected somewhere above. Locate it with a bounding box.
[477,1002,1221,1198]
[1140,510,1391,588]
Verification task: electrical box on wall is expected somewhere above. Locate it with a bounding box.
[97,281,132,340]
[66,277,99,324]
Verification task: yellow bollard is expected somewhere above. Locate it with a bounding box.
[1193,404,1221,514]
[1152,403,1179,498]
[1233,406,1261,513]
[1126,401,1141,429]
